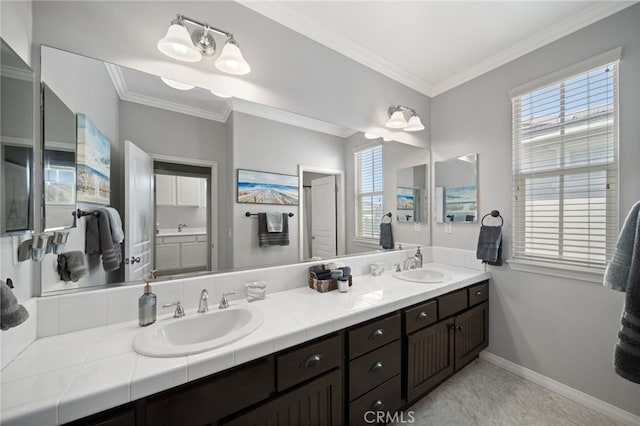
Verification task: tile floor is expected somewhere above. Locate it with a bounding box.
[392,359,621,426]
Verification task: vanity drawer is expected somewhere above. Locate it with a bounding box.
[469,281,488,306]
[276,333,342,392]
[404,300,437,334]
[349,340,401,400]
[349,375,402,426]
[438,289,468,319]
[348,313,401,359]
[161,235,197,244]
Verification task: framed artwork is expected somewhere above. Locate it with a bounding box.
[445,186,477,221]
[396,187,415,210]
[76,114,111,205]
[237,169,299,205]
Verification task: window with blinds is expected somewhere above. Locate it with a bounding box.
[511,55,619,272]
[355,144,383,241]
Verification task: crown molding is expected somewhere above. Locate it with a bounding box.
[104,63,231,122]
[237,1,433,97]
[231,99,355,138]
[1,64,33,82]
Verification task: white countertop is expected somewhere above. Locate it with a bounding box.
[157,228,207,237]
[0,263,489,426]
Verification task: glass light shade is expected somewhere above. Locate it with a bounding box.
[364,133,379,139]
[383,137,392,142]
[157,23,202,63]
[161,77,195,90]
[404,115,425,131]
[385,110,407,128]
[210,89,232,98]
[215,41,251,75]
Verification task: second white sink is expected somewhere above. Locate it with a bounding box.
[393,268,451,283]
[133,305,264,357]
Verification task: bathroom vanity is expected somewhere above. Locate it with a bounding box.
[56,275,489,426]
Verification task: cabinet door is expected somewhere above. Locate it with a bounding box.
[454,301,488,371]
[155,174,176,206]
[176,176,200,206]
[406,320,454,403]
[180,242,207,269]
[155,243,180,271]
[224,369,342,426]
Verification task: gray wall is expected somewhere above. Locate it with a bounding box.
[430,6,640,415]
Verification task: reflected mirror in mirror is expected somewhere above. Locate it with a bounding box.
[396,164,427,223]
[1,38,34,235]
[39,45,429,295]
[43,83,77,230]
[434,153,478,223]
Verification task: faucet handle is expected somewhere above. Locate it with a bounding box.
[162,301,185,318]
[219,291,236,309]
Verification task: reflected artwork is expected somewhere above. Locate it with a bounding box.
[237,169,299,205]
[77,114,111,205]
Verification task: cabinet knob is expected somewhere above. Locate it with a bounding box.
[370,361,385,373]
[417,311,428,320]
[301,353,323,369]
[371,400,385,411]
[369,328,385,340]
[476,291,483,296]
[457,325,464,331]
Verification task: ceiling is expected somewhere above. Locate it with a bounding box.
[240,1,635,97]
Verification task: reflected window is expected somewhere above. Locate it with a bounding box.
[354,144,383,241]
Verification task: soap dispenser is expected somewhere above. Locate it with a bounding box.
[139,270,157,327]
[415,247,423,268]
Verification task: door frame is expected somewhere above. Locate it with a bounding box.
[298,165,345,261]
[151,153,218,271]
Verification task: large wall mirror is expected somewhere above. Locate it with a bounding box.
[434,153,478,223]
[396,164,427,223]
[39,45,430,295]
[1,39,34,235]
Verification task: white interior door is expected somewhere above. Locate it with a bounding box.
[124,140,154,281]
[311,175,337,258]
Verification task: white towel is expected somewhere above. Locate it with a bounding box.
[103,207,124,243]
[266,212,283,232]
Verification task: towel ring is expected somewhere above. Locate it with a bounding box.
[381,212,392,224]
[481,210,503,227]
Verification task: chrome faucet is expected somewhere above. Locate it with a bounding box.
[178,223,188,232]
[403,256,419,271]
[197,289,209,313]
[162,301,185,318]
[218,291,236,309]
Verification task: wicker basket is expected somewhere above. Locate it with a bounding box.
[308,272,352,293]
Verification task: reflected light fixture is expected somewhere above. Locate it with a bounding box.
[364,132,379,139]
[385,105,425,132]
[210,89,232,98]
[160,77,195,90]
[158,14,251,75]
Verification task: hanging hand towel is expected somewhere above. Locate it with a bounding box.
[604,201,640,292]
[57,251,89,282]
[103,207,124,243]
[258,213,289,247]
[379,222,394,250]
[613,206,640,384]
[266,212,284,232]
[476,225,503,266]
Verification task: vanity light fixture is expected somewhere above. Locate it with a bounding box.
[160,77,195,91]
[157,14,251,75]
[364,132,379,139]
[385,105,425,132]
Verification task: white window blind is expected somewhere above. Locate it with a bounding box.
[355,145,383,240]
[512,58,619,272]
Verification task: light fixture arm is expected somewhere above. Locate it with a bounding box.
[388,105,417,117]
[177,14,233,40]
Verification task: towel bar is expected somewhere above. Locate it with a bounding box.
[245,212,294,217]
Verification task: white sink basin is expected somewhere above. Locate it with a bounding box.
[393,268,451,283]
[133,305,264,357]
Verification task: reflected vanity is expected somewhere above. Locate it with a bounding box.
[434,153,479,223]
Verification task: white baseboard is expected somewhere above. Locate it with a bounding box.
[479,352,640,426]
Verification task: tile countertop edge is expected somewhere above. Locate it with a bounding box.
[0,264,490,426]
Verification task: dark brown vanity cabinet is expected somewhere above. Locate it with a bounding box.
[347,314,403,426]
[405,281,489,403]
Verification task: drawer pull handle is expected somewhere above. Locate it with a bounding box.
[417,311,428,320]
[456,325,464,331]
[476,291,483,296]
[370,328,385,340]
[301,354,323,369]
[370,361,384,373]
[371,400,385,411]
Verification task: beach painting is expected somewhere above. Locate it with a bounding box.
[237,169,299,205]
[77,114,111,205]
[445,186,477,221]
[397,187,415,210]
